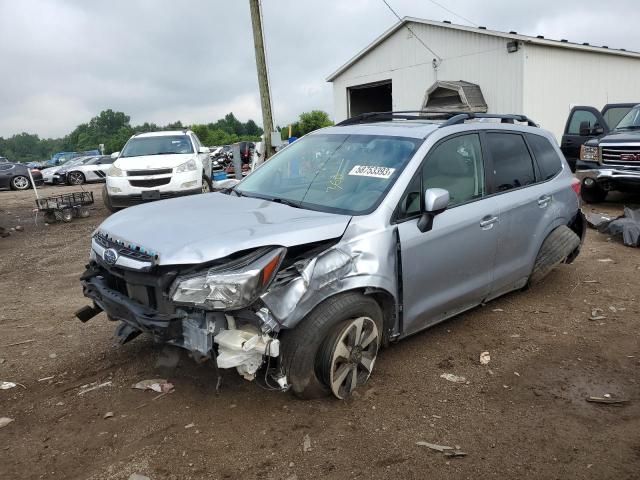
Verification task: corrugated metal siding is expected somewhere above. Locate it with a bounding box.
[523,44,640,140]
[332,22,524,121]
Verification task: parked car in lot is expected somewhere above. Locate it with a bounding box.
[566,104,640,203]
[77,112,585,399]
[57,155,115,185]
[0,156,9,164]
[0,162,43,190]
[42,156,93,184]
[102,130,212,212]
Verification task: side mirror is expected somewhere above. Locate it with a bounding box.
[592,125,605,135]
[199,147,210,154]
[417,188,449,233]
[579,121,592,136]
[111,151,120,159]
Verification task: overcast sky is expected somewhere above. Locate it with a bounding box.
[1,0,639,138]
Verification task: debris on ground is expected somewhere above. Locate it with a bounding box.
[38,376,55,382]
[154,346,182,369]
[132,379,174,393]
[586,396,629,406]
[184,423,195,429]
[479,352,491,365]
[103,412,114,419]
[128,474,150,480]
[416,441,467,457]
[0,417,14,428]
[77,381,112,396]
[2,339,36,347]
[586,207,640,247]
[492,308,504,312]
[440,373,467,384]
[589,308,607,321]
[597,258,614,263]
[303,433,312,452]
[0,381,17,390]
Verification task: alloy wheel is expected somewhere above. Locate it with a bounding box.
[328,316,379,399]
[68,172,84,185]
[12,176,29,190]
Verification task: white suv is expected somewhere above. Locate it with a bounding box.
[103,130,212,212]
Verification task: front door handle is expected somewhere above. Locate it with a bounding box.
[480,215,498,230]
[538,195,551,207]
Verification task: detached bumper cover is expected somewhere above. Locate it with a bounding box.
[575,165,640,187]
[79,267,184,340]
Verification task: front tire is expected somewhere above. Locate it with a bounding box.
[202,175,213,193]
[102,186,119,213]
[280,292,383,400]
[11,175,30,190]
[581,185,607,204]
[67,171,85,185]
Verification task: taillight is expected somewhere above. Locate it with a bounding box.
[571,177,581,196]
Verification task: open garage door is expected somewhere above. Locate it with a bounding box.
[422,80,487,113]
[348,80,392,117]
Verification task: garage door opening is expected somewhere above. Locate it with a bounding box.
[348,80,392,117]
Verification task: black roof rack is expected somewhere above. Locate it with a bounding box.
[336,111,538,128]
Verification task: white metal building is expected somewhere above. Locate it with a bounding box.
[327,17,640,139]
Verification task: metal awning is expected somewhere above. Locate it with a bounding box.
[422,80,488,113]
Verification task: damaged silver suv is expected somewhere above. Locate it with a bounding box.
[77,112,585,399]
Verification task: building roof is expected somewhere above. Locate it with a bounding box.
[326,16,640,82]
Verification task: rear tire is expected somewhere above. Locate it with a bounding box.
[102,186,119,213]
[280,292,383,400]
[529,225,581,285]
[581,185,607,204]
[10,175,30,191]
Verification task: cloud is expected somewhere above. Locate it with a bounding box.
[1,0,638,137]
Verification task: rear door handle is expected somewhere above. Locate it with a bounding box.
[480,215,498,230]
[538,195,551,207]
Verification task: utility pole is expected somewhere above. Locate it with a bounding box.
[249,0,274,160]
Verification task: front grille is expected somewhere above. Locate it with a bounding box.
[129,178,171,188]
[601,145,640,166]
[127,169,173,176]
[94,232,157,262]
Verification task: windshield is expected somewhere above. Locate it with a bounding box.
[121,135,194,158]
[236,133,422,215]
[615,107,640,130]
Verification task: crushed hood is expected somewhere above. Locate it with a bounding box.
[97,193,352,265]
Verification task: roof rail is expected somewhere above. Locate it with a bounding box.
[439,112,538,127]
[336,110,463,126]
[336,110,538,127]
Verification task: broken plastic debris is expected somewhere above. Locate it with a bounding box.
[132,379,174,393]
[0,381,17,390]
[416,441,467,457]
[303,433,312,452]
[78,381,112,396]
[184,423,195,429]
[586,396,629,405]
[0,417,14,428]
[597,258,614,263]
[103,412,114,419]
[479,352,490,365]
[492,308,504,312]
[440,373,466,384]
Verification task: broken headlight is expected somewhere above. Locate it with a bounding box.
[170,247,286,310]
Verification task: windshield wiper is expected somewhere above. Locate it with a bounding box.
[615,126,640,131]
[268,197,302,209]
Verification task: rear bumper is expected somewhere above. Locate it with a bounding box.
[79,268,183,340]
[108,188,201,208]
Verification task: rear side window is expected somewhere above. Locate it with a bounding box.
[527,134,562,180]
[485,133,535,193]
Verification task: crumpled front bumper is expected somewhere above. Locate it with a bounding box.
[575,165,640,187]
[79,268,184,341]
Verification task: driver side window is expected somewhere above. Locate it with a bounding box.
[397,133,485,220]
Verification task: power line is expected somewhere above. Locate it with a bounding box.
[381,0,442,62]
[425,0,479,27]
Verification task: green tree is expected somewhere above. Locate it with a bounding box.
[297,110,333,136]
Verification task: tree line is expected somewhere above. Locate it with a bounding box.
[0,109,334,163]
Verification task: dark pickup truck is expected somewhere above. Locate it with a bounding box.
[561,103,640,203]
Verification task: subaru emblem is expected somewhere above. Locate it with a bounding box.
[103,248,119,265]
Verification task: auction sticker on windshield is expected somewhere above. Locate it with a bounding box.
[348,165,396,179]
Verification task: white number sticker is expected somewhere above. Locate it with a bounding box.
[348,165,395,179]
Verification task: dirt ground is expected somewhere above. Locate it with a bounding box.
[1,183,639,480]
